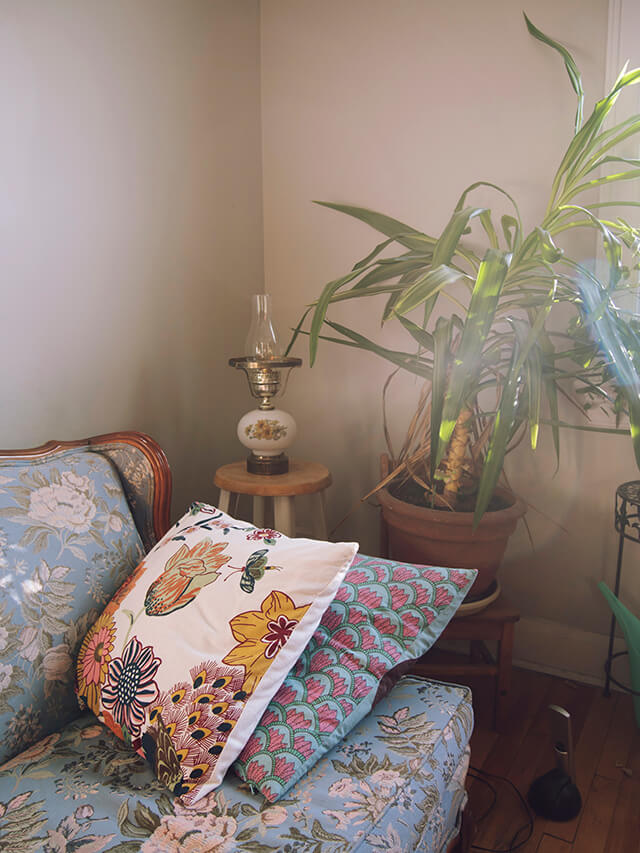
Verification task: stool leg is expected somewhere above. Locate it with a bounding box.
[495,622,514,733]
[218,489,231,513]
[253,496,266,529]
[274,496,296,537]
[311,490,328,539]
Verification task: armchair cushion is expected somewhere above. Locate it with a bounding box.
[0,448,144,764]
[0,675,473,853]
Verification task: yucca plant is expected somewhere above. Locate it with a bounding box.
[288,14,640,527]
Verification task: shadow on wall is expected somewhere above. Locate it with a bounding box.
[127,357,248,524]
[501,491,631,635]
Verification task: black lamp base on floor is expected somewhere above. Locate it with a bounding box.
[527,768,582,821]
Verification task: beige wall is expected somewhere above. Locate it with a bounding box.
[2,0,636,681]
[261,0,639,680]
[0,0,264,515]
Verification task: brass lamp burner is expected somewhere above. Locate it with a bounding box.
[229,356,301,411]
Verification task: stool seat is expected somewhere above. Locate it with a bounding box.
[214,460,332,539]
[214,460,331,496]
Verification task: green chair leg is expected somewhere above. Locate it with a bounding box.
[598,581,640,728]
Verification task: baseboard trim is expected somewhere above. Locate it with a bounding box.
[512,657,606,688]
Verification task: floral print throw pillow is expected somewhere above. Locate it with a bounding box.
[76,502,357,805]
[232,554,476,801]
[0,449,145,764]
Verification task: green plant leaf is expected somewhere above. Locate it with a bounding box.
[502,215,519,250]
[396,315,435,351]
[547,63,640,216]
[563,167,640,202]
[393,264,463,316]
[575,116,640,180]
[513,298,556,446]
[308,268,369,364]
[430,317,454,479]
[352,236,398,270]
[583,153,640,175]
[536,330,559,467]
[562,220,623,291]
[352,256,432,290]
[536,227,564,262]
[314,201,435,251]
[331,283,405,304]
[479,210,500,248]
[474,349,523,525]
[433,207,487,267]
[436,249,510,466]
[526,348,543,450]
[546,68,640,213]
[579,279,640,466]
[524,13,584,133]
[538,418,630,435]
[489,292,555,475]
[455,181,523,241]
[382,288,404,323]
[286,305,313,356]
[321,320,433,378]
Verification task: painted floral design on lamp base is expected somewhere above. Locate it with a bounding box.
[237,408,297,475]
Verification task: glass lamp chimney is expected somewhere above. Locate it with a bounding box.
[245,294,279,359]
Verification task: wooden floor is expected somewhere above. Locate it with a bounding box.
[466,667,640,852]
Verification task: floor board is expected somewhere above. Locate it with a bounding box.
[467,668,639,853]
[605,776,640,853]
[536,836,572,852]
[596,693,636,780]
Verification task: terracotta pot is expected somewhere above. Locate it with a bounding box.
[378,486,526,598]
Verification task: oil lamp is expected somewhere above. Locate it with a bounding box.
[229,294,301,474]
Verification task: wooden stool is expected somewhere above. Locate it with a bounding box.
[214,460,332,539]
[410,595,520,732]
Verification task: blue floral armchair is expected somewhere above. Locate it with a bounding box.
[0,432,473,853]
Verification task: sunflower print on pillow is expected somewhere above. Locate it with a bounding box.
[222,591,310,693]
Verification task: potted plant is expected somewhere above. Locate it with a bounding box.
[287,15,640,600]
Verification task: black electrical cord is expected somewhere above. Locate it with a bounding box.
[467,772,498,823]
[467,765,534,853]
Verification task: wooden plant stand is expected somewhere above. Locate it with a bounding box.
[411,596,520,732]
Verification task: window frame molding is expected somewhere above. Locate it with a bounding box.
[602,0,640,303]
[606,0,640,91]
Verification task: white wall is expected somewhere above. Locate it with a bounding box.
[260,0,640,682]
[0,0,264,515]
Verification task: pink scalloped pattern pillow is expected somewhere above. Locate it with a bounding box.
[232,554,476,801]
